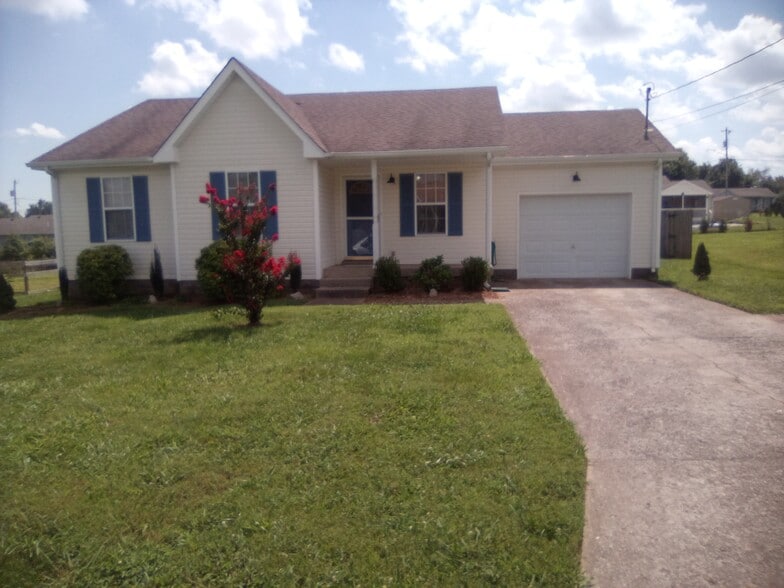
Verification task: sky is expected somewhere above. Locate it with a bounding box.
[1,0,783,213]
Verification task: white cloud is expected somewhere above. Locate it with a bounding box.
[15,122,65,139]
[137,39,223,96]
[328,43,364,72]
[133,0,313,59]
[1,0,88,20]
[743,127,784,173]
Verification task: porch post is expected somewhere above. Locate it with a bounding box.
[486,152,494,262]
[371,158,380,263]
[312,160,323,279]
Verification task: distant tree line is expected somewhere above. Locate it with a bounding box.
[0,198,53,219]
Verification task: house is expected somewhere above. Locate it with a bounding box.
[661,178,713,223]
[712,187,777,220]
[28,58,678,295]
[0,215,54,245]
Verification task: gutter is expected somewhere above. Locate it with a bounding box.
[324,145,508,160]
[28,157,156,171]
[493,151,681,167]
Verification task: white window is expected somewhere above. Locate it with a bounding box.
[102,177,135,240]
[227,172,260,202]
[415,173,446,234]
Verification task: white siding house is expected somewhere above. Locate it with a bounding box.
[29,58,678,296]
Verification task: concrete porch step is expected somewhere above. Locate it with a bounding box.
[316,262,373,298]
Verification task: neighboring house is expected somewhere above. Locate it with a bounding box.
[0,215,54,245]
[28,58,678,294]
[713,187,777,220]
[661,178,713,223]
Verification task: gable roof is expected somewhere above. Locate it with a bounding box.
[661,178,713,195]
[29,58,677,169]
[0,215,54,237]
[713,186,777,201]
[502,109,674,158]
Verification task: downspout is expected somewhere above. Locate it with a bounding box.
[651,159,663,274]
[169,163,181,282]
[371,158,380,264]
[48,169,65,269]
[312,160,323,280]
[486,152,493,262]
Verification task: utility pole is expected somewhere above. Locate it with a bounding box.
[722,128,731,195]
[10,180,18,215]
[643,85,652,140]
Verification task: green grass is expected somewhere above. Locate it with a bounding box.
[659,225,784,313]
[0,302,586,586]
[6,269,59,295]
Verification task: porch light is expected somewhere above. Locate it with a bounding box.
[572,172,581,182]
[386,174,396,184]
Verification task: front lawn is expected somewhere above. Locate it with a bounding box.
[0,303,586,586]
[659,228,784,313]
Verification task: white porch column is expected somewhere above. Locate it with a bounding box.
[486,153,494,262]
[168,164,182,281]
[312,160,323,279]
[48,171,65,269]
[371,158,380,263]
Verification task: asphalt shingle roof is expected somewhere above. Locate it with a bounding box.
[29,60,676,167]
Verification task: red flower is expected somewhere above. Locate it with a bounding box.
[269,205,278,216]
[267,182,276,191]
[199,195,210,204]
[271,233,279,242]
[276,284,284,292]
[206,183,217,197]
[233,249,245,260]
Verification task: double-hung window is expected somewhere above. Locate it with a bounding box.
[101,177,135,240]
[227,171,260,202]
[415,173,446,234]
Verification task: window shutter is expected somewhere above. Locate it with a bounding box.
[260,170,278,239]
[399,173,415,237]
[86,177,104,243]
[447,172,463,236]
[132,176,151,242]
[209,172,225,240]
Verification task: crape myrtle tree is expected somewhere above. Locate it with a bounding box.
[199,180,297,326]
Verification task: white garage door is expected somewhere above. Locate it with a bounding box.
[519,194,630,278]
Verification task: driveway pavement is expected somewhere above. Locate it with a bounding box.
[496,282,784,587]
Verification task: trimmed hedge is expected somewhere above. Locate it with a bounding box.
[76,245,133,304]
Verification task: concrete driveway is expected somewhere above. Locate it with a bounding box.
[496,282,784,587]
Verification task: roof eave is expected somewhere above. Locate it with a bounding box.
[493,151,681,166]
[27,156,155,171]
[326,145,508,160]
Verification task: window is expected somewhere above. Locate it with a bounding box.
[227,171,260,202]
[102,177,135,240]
[415,173,446,234]
[662,195,683,209]
[683,195,706,209]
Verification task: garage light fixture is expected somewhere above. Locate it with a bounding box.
[572,172,581,182]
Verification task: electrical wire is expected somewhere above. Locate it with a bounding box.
[653,79,784,123]
[652,36,784,99]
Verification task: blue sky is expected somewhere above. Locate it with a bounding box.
[1,0,782,213]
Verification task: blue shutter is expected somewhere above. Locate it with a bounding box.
[447,172,463,236]
[132,176,151,242]
[261,170,278,239]
[399,173,415,237]
[209,172,225,240]
[86,177,104,243]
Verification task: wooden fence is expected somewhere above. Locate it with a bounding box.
[0,259,58,294]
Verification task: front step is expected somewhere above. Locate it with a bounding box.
[316,262,373,298]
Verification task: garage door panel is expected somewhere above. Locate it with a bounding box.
[519,194,630,278]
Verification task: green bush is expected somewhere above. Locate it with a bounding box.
[76,245,133,304]
[692,242,711,280]
[374,254,404,292]
[195,241,230,302]
[413,255,453,292]
[0,235,28,261]
[27,236,55,259]
[718,219,727,233]
[0,273,16,313]
[149,246,164,299]
[461,256,490,292]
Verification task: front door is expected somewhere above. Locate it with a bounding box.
[346,180,373,257]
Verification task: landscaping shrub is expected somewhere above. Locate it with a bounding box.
[149,246,164,299]
[692,242,711,280]
[0,273,15,313]
[414,255,453,292]
[699,217,710,234]
[58,266,69,302]
[718,219,727,233]
[374,254,404,292]
[0,235,28,261]
[27,236,55,259]
[76,245,133,303]
[195,241,230,303]
[461,256,490,291]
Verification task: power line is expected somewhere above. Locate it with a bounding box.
[652,36,784,99]
[653,79,784,123]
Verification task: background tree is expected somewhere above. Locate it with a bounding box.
[27,236,56,259]
[25,199,53,217]
[0,201,14,219]
[663,152,698,180]
[0,236,28,261]
[705,159,747,190]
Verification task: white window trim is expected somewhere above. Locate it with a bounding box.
[101,176,136,242]
[414,172,448,235]
[226,171,261,202]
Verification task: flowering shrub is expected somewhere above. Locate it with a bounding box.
[199,181,298,325]
[287,251,302,292]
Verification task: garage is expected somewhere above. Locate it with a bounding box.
[518,194,630,278]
